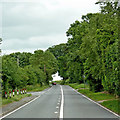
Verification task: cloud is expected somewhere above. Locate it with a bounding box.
[2,0,100,54]
[2,34,68,50]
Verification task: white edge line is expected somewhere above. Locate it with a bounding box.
[59,85,64,119]
[1,86,53,119]
[69,86,120,118]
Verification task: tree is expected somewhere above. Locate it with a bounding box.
[29,50,58,85]
[10,52,32,68]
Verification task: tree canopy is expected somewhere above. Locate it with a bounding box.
[48,1,120,96]
[2,1,120,97]
[2,50,58,97]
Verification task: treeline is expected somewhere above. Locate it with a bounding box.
[2,50,58,97]
[48,1,120,96]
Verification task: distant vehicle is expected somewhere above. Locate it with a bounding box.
[52,82,56,85]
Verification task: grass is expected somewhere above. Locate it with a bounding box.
[1,84,50,107]
[69,83,115,101]
[2,94,32,106]
[69,83,89,89]
[69,83,119,115]
[26,84,50,92]
[101,100,120,115]
[78,89,115,101]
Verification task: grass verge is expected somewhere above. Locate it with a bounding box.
[78,89,115,101]
[101,100,120,115]
[69,83,89,89]
[2,84,50,107]
[26,84,50,92]
[2,94,32,106]
[69,83,119,115]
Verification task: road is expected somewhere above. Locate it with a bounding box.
[2,85,119,119]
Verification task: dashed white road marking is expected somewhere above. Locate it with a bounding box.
[56,106,59,108]
[54,111,58,114]
[59,85,64,119]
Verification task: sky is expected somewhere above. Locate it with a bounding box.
[52,71,63,81]
[1,0,100,55]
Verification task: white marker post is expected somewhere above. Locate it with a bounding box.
[5,92,7,99]
[17,90,19,95]
[23,89,24,94]
[13,90,15,97]
[20,89,22,94]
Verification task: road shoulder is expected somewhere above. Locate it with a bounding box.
[68,85,120,118]
[1,95,38,117]
[1,87,52,117]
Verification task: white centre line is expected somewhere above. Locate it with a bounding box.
[59,85,64,119]
[56,106,59,108]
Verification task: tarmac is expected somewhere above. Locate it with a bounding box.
[1,94,38,117]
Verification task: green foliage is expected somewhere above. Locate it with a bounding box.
[26,84,50,92]
[101,100,120,115]
[9,52,32,68]
[30,50,58,84]
[69,83,89,89]
[2,56,21,92]
[47,43,67,59]
[47,1,119,96]
[2,1,119,99]
[2,50,58,97]
[2,94,32,106]
[78,89,115,101]
[48,44,68,80]
[70,83,119,114]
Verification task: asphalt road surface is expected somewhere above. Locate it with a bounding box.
[2,85,120,119]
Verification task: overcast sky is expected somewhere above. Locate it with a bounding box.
[1,0,100,55]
